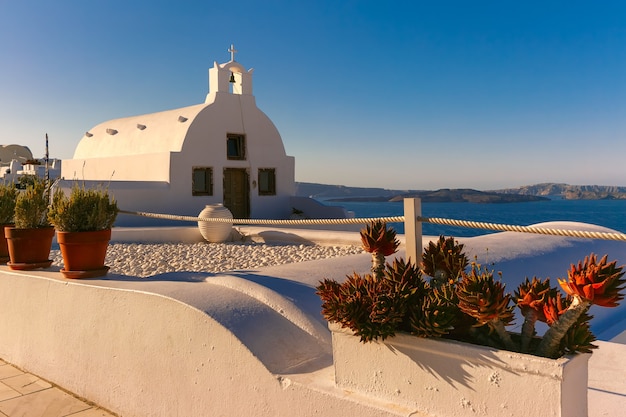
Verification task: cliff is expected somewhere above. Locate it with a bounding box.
[295,182,626,202]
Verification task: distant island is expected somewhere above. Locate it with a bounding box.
[492,183,626,200]
[295,182,626,203]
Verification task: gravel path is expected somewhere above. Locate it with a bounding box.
[50,242,365,278]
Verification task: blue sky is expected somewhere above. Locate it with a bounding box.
[1,1,625,190]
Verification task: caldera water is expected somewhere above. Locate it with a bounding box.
[320,197,626,237]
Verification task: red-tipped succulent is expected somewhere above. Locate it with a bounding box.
[318,223,626,358]
[558,254,626,307]
[541,292,571,326]
[360,221,400,279]
[360,220,399,256]
[514,277,552,322]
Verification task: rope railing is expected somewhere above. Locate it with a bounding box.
[119,209,404,225]
[419,216,626,242]
[118,209,626,242]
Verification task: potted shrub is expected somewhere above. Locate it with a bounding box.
[4,177,55,270]
[317,221,625,417]
[48,183,118,278]
[0,182,18,263]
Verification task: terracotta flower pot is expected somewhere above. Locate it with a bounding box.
[0,223,13,264]
[4,226,55,270]
[57,229,112,278]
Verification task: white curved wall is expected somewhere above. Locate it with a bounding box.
[0,267,410,417]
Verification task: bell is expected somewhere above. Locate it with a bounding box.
[229,72,236,83]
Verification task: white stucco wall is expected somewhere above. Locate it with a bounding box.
[0,266,412,417]
[63,153,172,182]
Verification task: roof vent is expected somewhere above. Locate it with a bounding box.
[106,128,118,135]
[85,132,93,137]
[137,124,146,130]
[178,116,188,123]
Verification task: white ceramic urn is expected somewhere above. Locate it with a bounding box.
[198,204,233,243]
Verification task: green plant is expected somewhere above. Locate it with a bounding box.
[317,221,626,358]
[48,184,118,232]
[14,177,50,229]
[0,182,17,224]
[16,174,37,190]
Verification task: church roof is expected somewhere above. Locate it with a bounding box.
[73,103,208,159]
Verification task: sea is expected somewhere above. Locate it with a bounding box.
[318,197,626,237]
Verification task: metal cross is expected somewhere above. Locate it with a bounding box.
[228,44,237,61]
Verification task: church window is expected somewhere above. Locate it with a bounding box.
[227,134,246,160]
[192,167,213,196]
[258,168,276,195]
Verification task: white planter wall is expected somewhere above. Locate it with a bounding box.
[331,323,589,417]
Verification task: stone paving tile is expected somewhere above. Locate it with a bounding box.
[0,359,117,417]
[0,386,91,417]
[65,408,116,417]
[0,382,21,402]
[2,374,52,396]
[0,366,24,381]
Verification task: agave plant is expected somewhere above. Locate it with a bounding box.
[317,221,626,358]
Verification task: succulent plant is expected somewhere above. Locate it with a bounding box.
[360,220,399,279]
[317,258,424,342]
[422,235,469,286]
[409,283,459,338]
[559,254,625,307]
[535,254,626,357]
[456,264,516,351]
[317,221,626,358]
[513,277,552,352]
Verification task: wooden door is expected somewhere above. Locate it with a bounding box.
[223,168,250,219]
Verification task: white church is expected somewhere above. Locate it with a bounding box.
[61,46,344,225]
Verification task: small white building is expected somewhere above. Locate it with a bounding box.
[0,144,61,184]
[61,46,296,225]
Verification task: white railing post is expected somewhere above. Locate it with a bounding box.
[403,198,422,266]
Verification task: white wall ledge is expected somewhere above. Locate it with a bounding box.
[0,265,419,416]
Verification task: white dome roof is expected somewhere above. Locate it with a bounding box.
[73,103,208,159]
